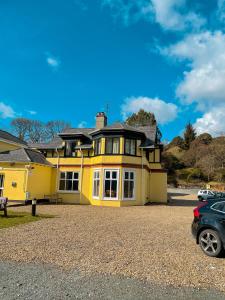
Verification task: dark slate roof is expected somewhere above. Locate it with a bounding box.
[29,136,64,150]
[0,148,52,166]
[90,122,145,135]
[0,130,27,146]
[59,128,94,139]
[137,125,157,148]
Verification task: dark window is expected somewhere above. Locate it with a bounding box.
[59,172,79,191]
[124,139,136,155]
[105,138,120,154]
[123,171,135,199]
[65,141,76,157]
[212,202,225,213]
[94,139,101,155]
[104,170,119,199]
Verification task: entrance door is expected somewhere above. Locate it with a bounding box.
[0,175,4,197]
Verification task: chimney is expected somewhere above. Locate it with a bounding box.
[96,112,107,129]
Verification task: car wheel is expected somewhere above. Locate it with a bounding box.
[199,229,223,257]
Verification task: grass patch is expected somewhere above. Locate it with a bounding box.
[0,210,53,229]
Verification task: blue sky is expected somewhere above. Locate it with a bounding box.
[1,0,225,140]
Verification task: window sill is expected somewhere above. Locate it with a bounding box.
[58,190,80,194]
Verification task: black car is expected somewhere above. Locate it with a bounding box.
[192,199,225,257]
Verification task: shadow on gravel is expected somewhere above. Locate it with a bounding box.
[168,199,198,207]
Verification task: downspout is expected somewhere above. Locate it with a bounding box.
[79,148,84,204]
[55,147,60,193]
[24,164,31,200]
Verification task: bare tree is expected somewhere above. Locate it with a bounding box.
[28,120,46,143]
[45,120,70,141]
[11,118,32,141]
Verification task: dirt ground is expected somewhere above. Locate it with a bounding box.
[1,190,225,292]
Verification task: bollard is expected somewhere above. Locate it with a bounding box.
[32,199,37,216]
[3,203,7,217]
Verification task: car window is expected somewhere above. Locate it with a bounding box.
[211,202,225,213]
[203,191,207,194]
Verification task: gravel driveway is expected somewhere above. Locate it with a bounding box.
[1,190,225,296]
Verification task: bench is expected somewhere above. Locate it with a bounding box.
[44,194,63,204]
[0,197,8,217]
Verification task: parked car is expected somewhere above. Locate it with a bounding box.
[192,199,225,257]
[197,189,216,201]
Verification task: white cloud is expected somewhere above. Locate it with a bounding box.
[78,121,87,128]
[27,110,37,115]
[121,96,178,124]
[103,0,205,30]
[163,31,225,111]
[0,102,16,119]
[46,54,60,70]
[194,107,225,136]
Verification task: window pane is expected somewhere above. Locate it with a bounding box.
[130,172,134,180]
[112,171,117,179]
[98,140,101,154]
[125,172,129,180]
[111,180,117,198]
[67,172,73,180]
[73,172,79,179]
[0,175,3,188]
[60,172,65,179]
[129,181,134,198]
[105,180,111,197]
[125,139,130,154]
[59,180,65,190]
[113,138,119,154]
[106,138,112,154]
[124,181,129,198]
[131,140,136,155]
[66,180,73,191]
[106,171,110,179]
[72,180,79,191]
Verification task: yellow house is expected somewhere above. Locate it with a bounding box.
[0,113,167,206]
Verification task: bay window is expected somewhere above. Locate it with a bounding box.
[105,137,120,154]
[125,139,136,155]
[123,170,135,200]
[59,171,79,192]
[93,170,100,198]
[104,169,119,199]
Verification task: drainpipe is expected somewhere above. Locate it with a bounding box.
[55,147,60,192]
[79,148,84,204]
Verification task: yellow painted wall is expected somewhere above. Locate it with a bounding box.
[27,164,53,199]
[0,164,27,200]
[149,172,167,203]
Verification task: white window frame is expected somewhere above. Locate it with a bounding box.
[93,169,101,199]
[58,171,80,193]
[0,174,4,197]
[103,169,120,200]
[122,169,136,200]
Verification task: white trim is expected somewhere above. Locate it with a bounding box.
[103,168,120,200]
[93,169,101,199]
[122,169,136,201]
[58,171,80,193]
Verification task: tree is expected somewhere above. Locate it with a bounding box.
[11,118,32,141]
[45,120,71,141]
[169,136,185,148]
[125,109,162,142]
[11,118,70,143]
[196,133,212,145]
[183,122,196,149]
[126,109,157,126]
